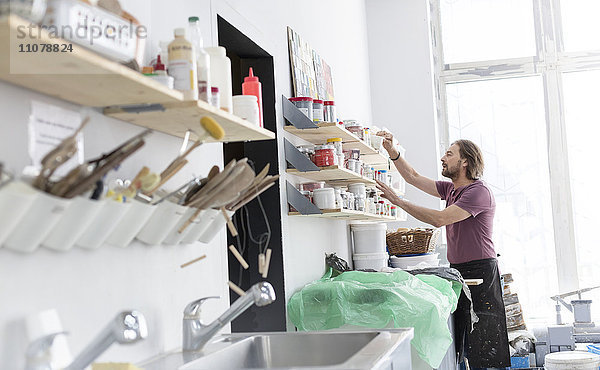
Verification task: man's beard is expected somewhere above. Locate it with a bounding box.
[442,163,460,179]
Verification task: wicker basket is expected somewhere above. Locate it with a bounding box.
[386,228,440,256]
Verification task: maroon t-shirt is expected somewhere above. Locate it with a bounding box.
[435,180,497,264]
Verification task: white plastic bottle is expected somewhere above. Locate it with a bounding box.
[187,16,211,102]
[205,46,233,112]
[168,28,198,100]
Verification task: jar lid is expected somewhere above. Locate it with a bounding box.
[315,144,334,150]
[289,97,314,102]
[327,138,343,143]
[380,170,387,173]
[324,100,335,105]
[313,99,324,104]
[313,187,334,193]
[345,121,362,128]
[211,87,220,92]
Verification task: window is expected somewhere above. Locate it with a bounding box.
[432,0,600,321]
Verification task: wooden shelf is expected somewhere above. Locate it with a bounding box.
[1,15,275,143]
[286,165,375,185]
[104,100,275,142]
[0,15,183,107]
[289,208,402,222]
[283,122,395,172]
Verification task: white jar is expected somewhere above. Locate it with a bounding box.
[312,188,335,209]
[233,95,259,126]
[348,183,367,198]
[205,47,232,112]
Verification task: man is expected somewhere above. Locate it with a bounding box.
[375,132,510,370]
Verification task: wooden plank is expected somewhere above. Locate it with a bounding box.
[286,166,375,185]
[284,122,395,171]
[289,209,399,222]
[465,279,484,286]
[104,100,275,142]
[0,15,183,107]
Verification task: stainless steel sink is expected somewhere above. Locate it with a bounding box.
[139,329,414,370]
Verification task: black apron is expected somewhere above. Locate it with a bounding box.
[451,258,510,368]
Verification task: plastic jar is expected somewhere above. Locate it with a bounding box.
[355,194,366,212]
[324,100,336,122]
[232,95,260,126]
[313,144,336,167]
[326,138,343,166]
[363,128,371,146]
[299,181,325,192]
[334,187,343,209]
[344,120,364,139]
[209,87,220,108]
[289,97,314,120]
[313,188,335,209]
[313,99,324,123]
[348,183,367,199]
[391,206,397,217]
[346,158,358,173]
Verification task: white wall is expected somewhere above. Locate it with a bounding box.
[0,0,377,366]
[366,0,442,226]
[209,0,375,324]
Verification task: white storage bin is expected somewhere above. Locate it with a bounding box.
[198,209,234,244]
[43,197,105,251]
[106,200,156,248]
[390,253,440,270]
[545,351,600,370]
[353,252,389,271]
[0,181,38,246]
[76,200,131,249]
[4,190,72,253]
[136,201,188,245]
[163,207,199,245]
[350,223,387,254]
[181,208,219,244]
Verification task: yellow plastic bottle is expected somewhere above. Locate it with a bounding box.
[168,28,198,100]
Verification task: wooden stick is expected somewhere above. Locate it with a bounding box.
[228,281,246,296]
[221,207,238,236]
[258,253,266,274]
[228,245,249,269]
[148,159,188,195]
[179,207,202,233]
[262,249,272,278]
[180,254,207,268]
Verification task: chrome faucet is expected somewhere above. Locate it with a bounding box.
[183,282,276,351]
[26,310,147,370]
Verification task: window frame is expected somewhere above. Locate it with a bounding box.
[427,0,600,293]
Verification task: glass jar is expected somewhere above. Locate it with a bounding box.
[347,158,358,173]
[313,99,324,123]
[289,97,314,121]
[313,144,336,167]
[367,197,376,214]
[355,194,366,212]
[324,100,336,122]
[344,120,363,139]
[391,206,397,217]
[299,181,325,192]
[347,192,355,210]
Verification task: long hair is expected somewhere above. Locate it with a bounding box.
[452,139,484,180]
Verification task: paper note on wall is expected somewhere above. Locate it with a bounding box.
[27,101,84,178]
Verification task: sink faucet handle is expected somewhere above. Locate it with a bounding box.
[184,296,220,318]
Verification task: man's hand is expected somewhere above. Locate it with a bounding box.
[375,179,404,206]
[376,131,395,154]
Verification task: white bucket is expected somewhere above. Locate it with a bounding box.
[351,223,387,254]
[0,181,38,246]
[545,351,600,370]
[353,252,389,271]
[43,197,105,251]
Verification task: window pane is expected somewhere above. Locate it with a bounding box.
[446,77,558,320]
[563,70,600,310]
[440,0,537,64]
[561,0,600,53]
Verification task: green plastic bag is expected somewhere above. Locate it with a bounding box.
[287,268,460,368]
